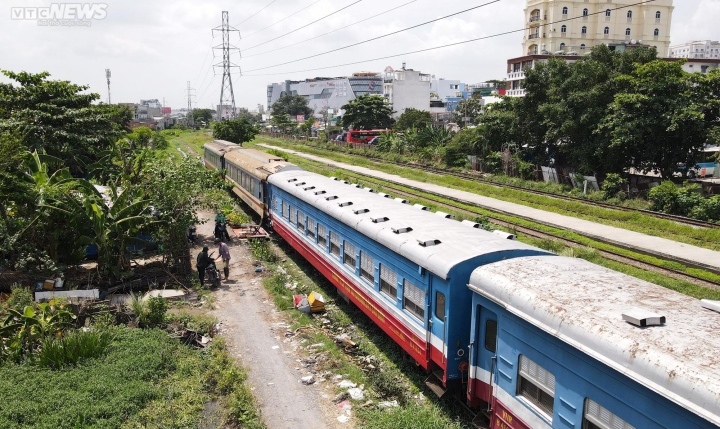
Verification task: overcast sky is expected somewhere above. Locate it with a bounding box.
[1,0,717,111]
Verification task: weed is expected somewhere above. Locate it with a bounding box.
[249,239,278,262]
[37,328,112,369]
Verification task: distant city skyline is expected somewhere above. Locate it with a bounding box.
[1,0,716,111]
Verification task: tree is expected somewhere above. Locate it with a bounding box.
[602,60,705,179]
[452,97,484,128]
[237,108,263,124]
[299,117,315,136]
[192,108,215,125]
[340,95,394,130]
[394,108,431,131]
[0,70,131,173]
[270,113,295,133]
[212,118,259,144]
[270,94,313,118]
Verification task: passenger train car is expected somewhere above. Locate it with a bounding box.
[204,145,720,428]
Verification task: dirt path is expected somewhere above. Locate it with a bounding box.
[192,211,353,429]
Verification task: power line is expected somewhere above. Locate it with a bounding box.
[243,0,657,77]
[243,0,323,39]
[244,0,501,73]
[236,0,280,25]
[242,0,364,52]
[243,0,416,59]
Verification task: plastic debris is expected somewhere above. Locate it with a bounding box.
[337,415,350,423]
[334,333,356,348]
[336,399,352,410]
[308,291,325,312]
[337,380,357,389]
[300,375,315,385]
[348,387,364,400]
[293,295,312,314]
[254,267,264,272]
[378,400,399,408]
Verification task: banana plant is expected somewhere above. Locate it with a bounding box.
[0,303,76,361]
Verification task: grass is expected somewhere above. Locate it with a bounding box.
[160,129,214,161]
[251,136,720,251]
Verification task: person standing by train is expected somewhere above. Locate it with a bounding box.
[217,241,231,280]
[196,246,211,286]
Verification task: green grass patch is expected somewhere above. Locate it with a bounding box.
[0,326,264,429]
[160,129,214,161]
[251,136,720,251]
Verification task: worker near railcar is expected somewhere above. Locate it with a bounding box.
[196,246,212,286]
[217,241,231,280]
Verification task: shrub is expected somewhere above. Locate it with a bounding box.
[648,181,704,216]
[248,239,278,262]
[1,284,34,315]
[689,195,720,222]
[37,328,112,369]
[601,173,627,201]
[143,296,168,328]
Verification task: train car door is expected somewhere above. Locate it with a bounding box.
[472,306,498,404]
[430,284,448,367]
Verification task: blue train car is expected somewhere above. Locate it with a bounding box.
[267,170,553,395]
[466,256,720,429]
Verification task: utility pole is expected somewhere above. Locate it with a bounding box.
[105,68,111,104]
[212,11,241,120]
[186,81,195,127]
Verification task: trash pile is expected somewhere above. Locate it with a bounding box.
[293,291,325,314]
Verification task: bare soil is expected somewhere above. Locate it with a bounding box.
[193,211,355,429]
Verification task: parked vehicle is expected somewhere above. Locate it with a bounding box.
[345,129,390,144]
[204,258,221,288]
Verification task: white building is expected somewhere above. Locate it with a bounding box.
[523,0,674,56]
[669,40,720,59]
[266,73,383,119]
[383,63,431,118]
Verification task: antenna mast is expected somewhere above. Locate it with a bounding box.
[105,68,111,104]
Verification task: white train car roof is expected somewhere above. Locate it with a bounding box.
[225,149,300,180]
[269,170,551,279]
[468,256,720,427]
[203,139,241,156]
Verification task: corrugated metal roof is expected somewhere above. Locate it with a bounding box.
[468,256,720,427]
[269,170,549,279]
[225,149,299,180]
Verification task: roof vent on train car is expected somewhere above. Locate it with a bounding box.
[492,230,517,240]
[325,195,338,201]
[343,180,351,185]
[338,201,353,207]
[394,198,409,204]
[364,187,377,193]
[314,190,326,195]
[353,208,369,214]
[622,308,666,327]
[435,211,455,219]
[294,182,306,187]
[392,226,413,234]
[378,193,392,198]
[303,186,315,191]
[417,238,441,247]
[330,177,338,181]
[372,216,389,223]
[287,178,298,182]
[351,183,362,188]
[413,204,430,211]
[462,220,482,228]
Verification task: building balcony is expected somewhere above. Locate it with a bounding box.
[507,88,527,97]
[507,71,526,80]
[528,34,540,40]
[529,16,543,23]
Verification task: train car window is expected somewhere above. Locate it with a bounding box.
[317,224,327,248]
[251,178,255,195]
[343,241,356,269]
[298,211,305,233]
[272,196,278,213]
[360,252,374,283]
[330,232,340,257]
[484,320,498,353]
[307,217,316,239]
[290,207,297,226]
[435,291,446,320]
[380,264,398,299]
[583,399,635,429]
[282,201,289,219]
[518,355,555,420]
[403,279,424,320]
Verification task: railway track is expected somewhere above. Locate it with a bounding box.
[283,138,720,230]
[305,162,720,291]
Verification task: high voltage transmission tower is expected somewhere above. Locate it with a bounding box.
[212,11,241,120]
[186,81,195,126]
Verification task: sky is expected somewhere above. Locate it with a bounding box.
[0,0,717,112]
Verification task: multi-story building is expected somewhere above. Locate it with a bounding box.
[383,63,431,118]
[266,73,383,118]
[669,40,720,59]
[522,0,673,56]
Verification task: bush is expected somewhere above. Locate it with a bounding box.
[143,296,169,328]
[601,173,627,201]
[689,195,720,222]
[37,328,112,369]
[1,284,34,315]
[648,181,703,217]
[248,239,278,262]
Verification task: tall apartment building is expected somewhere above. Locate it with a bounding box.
[382,63,431,118]
[669,40,720,59]
[522,0,673,56]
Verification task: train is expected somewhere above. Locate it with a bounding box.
[204,140,720,429]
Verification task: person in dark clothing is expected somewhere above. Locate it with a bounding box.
[196,246,211,286]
